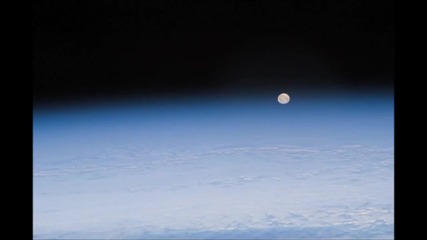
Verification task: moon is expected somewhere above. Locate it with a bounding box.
[277,93,290,104]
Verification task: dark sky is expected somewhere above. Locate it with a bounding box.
[33,0,393,104]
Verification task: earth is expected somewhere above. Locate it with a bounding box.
[33,91,394,239]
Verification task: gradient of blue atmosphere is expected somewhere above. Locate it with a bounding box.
[33,90,393,239]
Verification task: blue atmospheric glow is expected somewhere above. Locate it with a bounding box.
[33,93,394,238]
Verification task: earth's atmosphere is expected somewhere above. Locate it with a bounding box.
[33,92,394,239]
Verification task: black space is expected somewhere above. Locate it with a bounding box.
[33,0,393,104]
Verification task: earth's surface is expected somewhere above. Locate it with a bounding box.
[33,92,394,238]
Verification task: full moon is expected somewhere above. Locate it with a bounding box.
[277,93,290,104]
